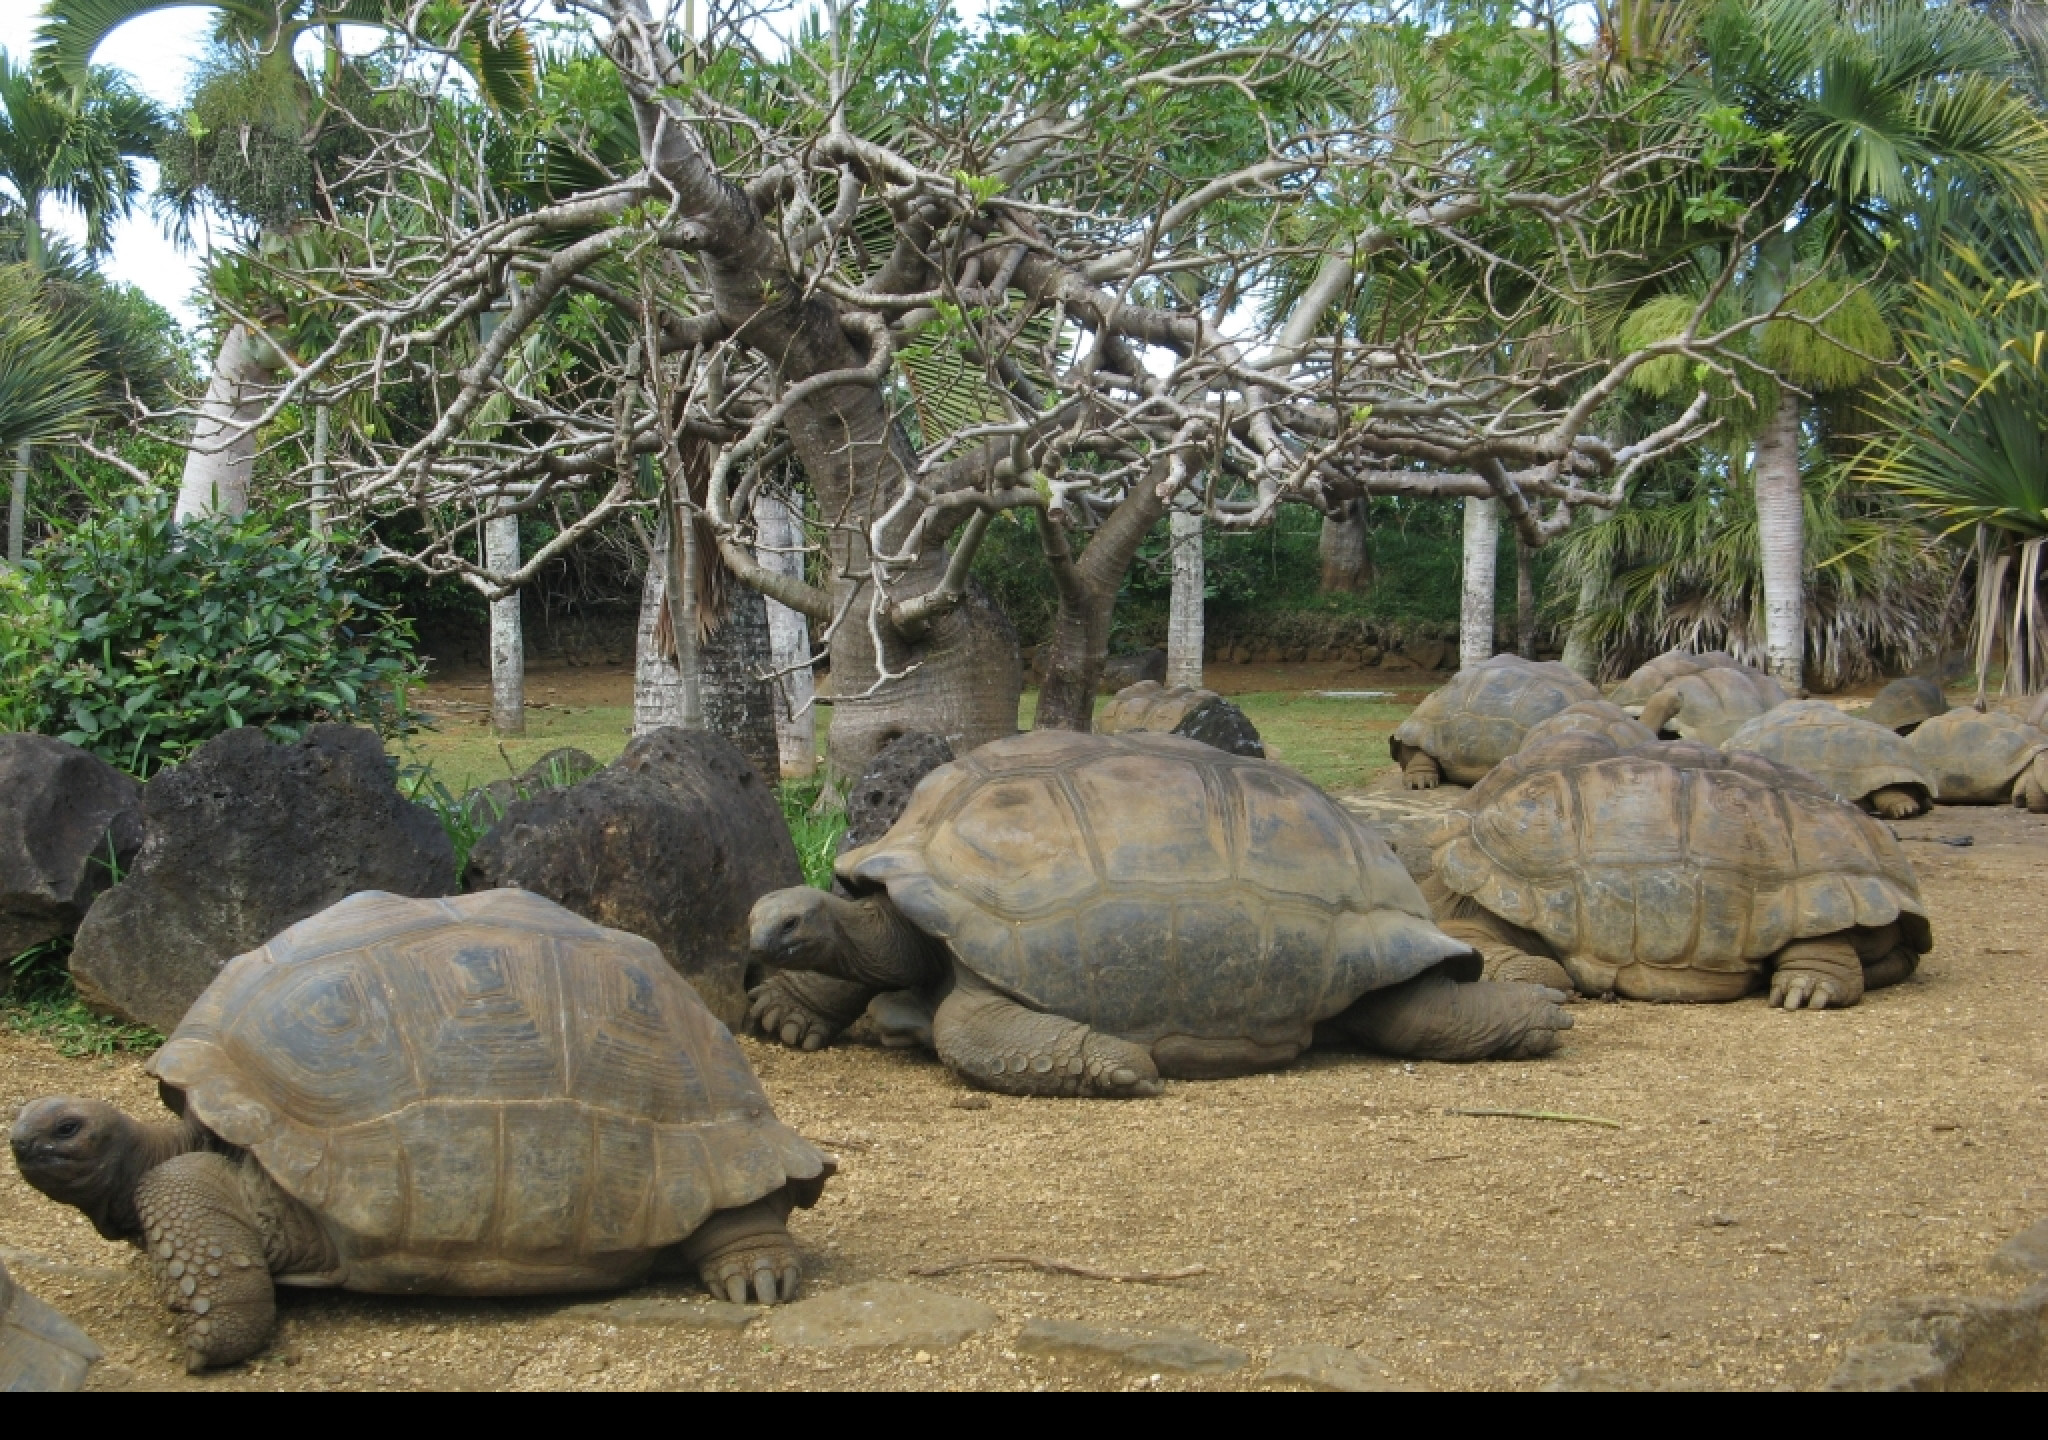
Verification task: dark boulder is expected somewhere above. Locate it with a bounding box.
[0,736,144,988]
[1173,697,1265,758]
[837,732,956,855]
[68,726,456,1031]
[458,748,603,829]
[464,728,800,1026]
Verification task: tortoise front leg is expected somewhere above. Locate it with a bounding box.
[933,975,1161,1098]
[1768,937,1865,1011]
[748,972,878,1051]
[133,1153,276,1373]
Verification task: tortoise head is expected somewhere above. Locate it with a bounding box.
[749,887,852,975]
[10,1097,141,1230]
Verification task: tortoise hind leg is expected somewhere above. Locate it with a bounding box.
[133,1153,277,1373]
[1768,936,1865,1010]
[1338,968,1573,1061]
[933,974,1161,1098]
[1418,874,1578,995]
[2016,754,2048,813]
[679,1193,801,1305]
[1399,747,1443,791]
[1866,785,1927,819]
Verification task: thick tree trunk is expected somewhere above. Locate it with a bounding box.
[309,404,332,537]
[635,515,701,733]
[1516,537,1537,658]
[7,440,27,565]
[1559,512,1607,679]
[1460,495,1500,669]
[699,583,782,784]
[1167,508,1205,689]
[1035,484,1169,731]
[754,490,817,779]
[485,513,525,736]
[175,324,287,522]
[1755,391,1806,691]
[1319,500,1373,593]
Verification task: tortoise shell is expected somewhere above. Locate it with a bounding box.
[1723,701,1933,809]
[0,1260,101,1392]
[839,731,1473,1046]
[1907,708,2048,803]
[1098,682,1265,757]
[1987,692,2048,729]
[1389,655,1599,784]
[1860,677,1950,734]
[150,889,827,1294]
[1641,666,1790,747]
[1516,700,1656,754]
[1609,650,1745,708]
[1432,734,1930,1001]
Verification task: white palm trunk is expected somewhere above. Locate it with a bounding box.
[1167,507,1204,689]
[1460,495,1500,669]
[308,404,332,536]
[175,324,286,522]
[1755,392,1806,691]
[485,511,525,736]
[634,513,705,734]
[754,491,817,777]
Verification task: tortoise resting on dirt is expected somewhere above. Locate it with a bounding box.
[1,1258,101,1392]
[1905,707,2048,811]
[1417,732,1932,1010]
[10,889,830,1373]
[1860,676,1950,735]
[1722,700,1933,819]
[747,731,1573,1097]
[1389,654,1599,789]
[1516,699,1656,754]
[1636,665,1791,748]
[1608,649,1745,709]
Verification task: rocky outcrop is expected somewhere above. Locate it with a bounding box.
[67,726,455,1032]
[0,736,143,985]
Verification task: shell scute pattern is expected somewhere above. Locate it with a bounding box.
[149,891,820,1286]
[1642,667,1789,747]
[1517,700,1655,753]
[1724,701,1931,805]
[1608,649,1744,708]
[842,732,1459,1042]
[1907,708,2048,802]
[1439,739,1929,977]
[1391,656,1599,782]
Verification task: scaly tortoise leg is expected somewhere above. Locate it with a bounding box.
[680,1192,801,1306]
[1401,750,1443,791]
[133,1152,276,1373]
[1417,872,1577,995]
[2015,754,2048,814]
[933,975,1161,1098]
[1866,785,1927,820]
[1769,937,1865,1011]
[1340,969,1573,1061]
[748,972,878,1051]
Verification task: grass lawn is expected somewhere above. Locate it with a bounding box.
[393,704,637,795]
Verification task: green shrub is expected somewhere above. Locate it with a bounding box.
[777,778,847,890]
[0,495,423,776]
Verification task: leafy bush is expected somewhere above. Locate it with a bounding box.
[0,496,423,776]
[777,778,847,890]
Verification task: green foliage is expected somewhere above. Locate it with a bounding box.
[1756,275,1894,390]
[0,262,101,449]
[1,495,423,776]
[5,938,160,1058]
[777,778,846,891]
[0,50,162,260]
[393,761,491,881]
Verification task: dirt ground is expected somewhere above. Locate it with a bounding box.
[5,664,2045,1391]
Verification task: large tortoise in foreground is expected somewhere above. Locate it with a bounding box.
[11,890,830,1373]
[1389,655,1598,788]
[1722,701,1933,818]
[1419,733,1932,1009]
[748,732,1572,1097]
[1906,708,2048,810]
[1,1259,100,1391]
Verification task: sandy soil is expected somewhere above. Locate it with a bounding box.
[6,744,2045,1390]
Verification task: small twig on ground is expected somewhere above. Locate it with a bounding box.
[910,1255,1210,1284]
[1445,1107,1621,1129]
[805,1134,875,1152]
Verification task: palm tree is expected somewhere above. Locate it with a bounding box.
[1682,0,2048,689]
[0,49,160,561]
[0,263,100,454]
[36,1,532,523]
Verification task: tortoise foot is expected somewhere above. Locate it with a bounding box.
[934,981,1163,1098]
[685,1199,802,1306]
[1479,950,1577,996]
[133,1153,276,1373]
[748,973,876,1051]
[1769,938,1864,1011]
[1868,786,1926,820]
[1403,754,1443,791]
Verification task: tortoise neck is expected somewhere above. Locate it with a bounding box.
[836,894,943,991]
[101,1114,206,1242]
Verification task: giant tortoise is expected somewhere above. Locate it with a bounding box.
[1636,665,1791,747]
[1906,708,2048,810]
[1098,681,1265,757]
[1516,699,1657,754]
[1389,655,1599,788]
[11,889,830,1373]
[1,1259,100,1392]
[747,731,1572,1097]
[1860,677,1950,735]
[1722,700,1933,818]
[1419,733,1932,1010]
[1608,649,1746,708]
